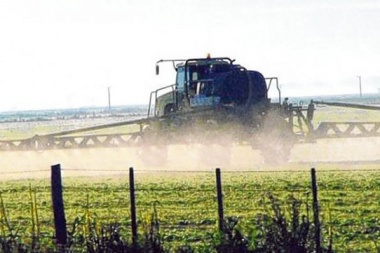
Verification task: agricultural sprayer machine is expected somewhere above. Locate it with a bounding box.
[1,56,380,165]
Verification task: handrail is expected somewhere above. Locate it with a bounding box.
[265,77,281,104]
[147,84,176,118]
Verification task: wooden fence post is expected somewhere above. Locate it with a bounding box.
[215,168,224,233]
[129,167,138,247]
[51,164,67,246]
[311,168,321,253]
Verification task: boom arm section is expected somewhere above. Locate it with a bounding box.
[314,101,380,111]
[312,101,380,139]
[0,118,149,151]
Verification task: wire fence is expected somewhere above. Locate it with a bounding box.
[0,165,380,252]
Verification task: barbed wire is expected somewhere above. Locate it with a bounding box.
[2,166,380,176]
[0,169,50,175]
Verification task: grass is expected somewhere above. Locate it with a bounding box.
[0,167,379,252]
[0,118,141,140]
[1,94,379,252]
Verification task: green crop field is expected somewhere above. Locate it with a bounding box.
[0,165,380,252]
[0,99,379,251]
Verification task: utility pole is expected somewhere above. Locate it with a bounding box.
[108,87,111,111]
[357,76,362,98]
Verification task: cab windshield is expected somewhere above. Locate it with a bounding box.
[176,62,231,93]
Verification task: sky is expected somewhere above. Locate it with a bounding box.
[0,0,379,111]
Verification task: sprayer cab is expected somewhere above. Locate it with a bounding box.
[153,57,269,117]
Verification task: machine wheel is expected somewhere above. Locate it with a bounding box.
[258,111,294,164]
[137,126,169,166]
[260,138,292,164]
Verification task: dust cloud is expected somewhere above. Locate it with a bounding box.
[1,136,380,181]
[0,145,264,181]
[291,137,380,163]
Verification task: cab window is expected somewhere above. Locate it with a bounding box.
[176,67,185,92]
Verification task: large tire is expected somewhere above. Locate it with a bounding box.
[258,111,294,164]
[260,139,292,165]
[137,126,169,166]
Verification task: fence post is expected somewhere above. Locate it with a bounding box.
[311,168,321,253]
[129,167,138,247]
[215,168,224,233]
[51,164,67,246]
